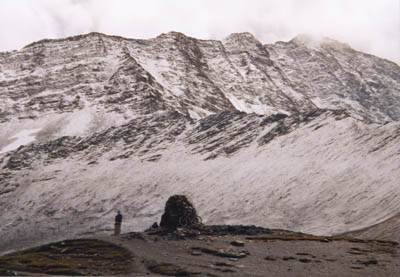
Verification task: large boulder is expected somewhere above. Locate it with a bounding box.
[160,195,201,230]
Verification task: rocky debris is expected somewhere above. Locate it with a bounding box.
[3,136,80,170]
[354,259,378,266]
[144,225,296,246]
[296,252,317,258]
[282,256,297,261]
[124,232,146,241]
[191,247,248,259]
[247,233,335,243]
[258,109,348,145]
[147,224,278,240]
[147,228,202,241]
[160,195,202,230]
[189,225,275,236]
[145,222,159,232]
[187,111,261,159]
[298,258,313,263]
[145,260,200,276]
[186,109,349,159]
[191,250,202,256]
[264,255,322,264]
[259,113,288,126]
[0,172,15,195]
[214,262,235,268]
[231,240,245,247]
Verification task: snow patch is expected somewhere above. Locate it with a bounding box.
[188,106,214,119]
[227,94,279,115]
[188,110,201,120]
[61,109,93,136]
[311,97,330,109]
[136,57,184,97]
[0,128,41,154]
[227,93,251,113]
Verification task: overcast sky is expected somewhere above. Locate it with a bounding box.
[0,0,399,64]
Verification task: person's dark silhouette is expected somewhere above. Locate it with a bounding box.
[114,210,123,235]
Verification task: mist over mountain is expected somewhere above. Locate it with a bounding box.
[0,32,399,254]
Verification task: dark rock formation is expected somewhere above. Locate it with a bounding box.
[160,195,202,230]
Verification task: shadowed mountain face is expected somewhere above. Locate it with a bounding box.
[0,32,399,254]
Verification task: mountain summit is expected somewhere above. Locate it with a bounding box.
[0,32,399,253]
[1,31,399,125]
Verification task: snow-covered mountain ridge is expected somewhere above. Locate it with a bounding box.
[1,32,399,125]
[0,32,399,253]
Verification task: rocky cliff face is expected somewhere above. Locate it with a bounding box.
[0,32,399,254]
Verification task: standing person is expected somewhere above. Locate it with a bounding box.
[114,210,123,236]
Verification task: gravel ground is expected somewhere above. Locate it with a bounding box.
[1,225,399,276]
[96,225,400,276]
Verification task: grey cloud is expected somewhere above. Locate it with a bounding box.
[0,0,398,64]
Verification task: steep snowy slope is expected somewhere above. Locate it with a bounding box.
[1,109,399,253]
